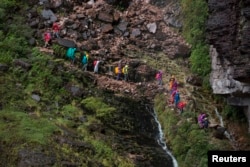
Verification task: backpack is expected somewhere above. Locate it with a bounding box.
[44,32,51,41]
[155,73,160,79]
[115,66,119,74]
[66,48,76,59]
[123,65,128,74]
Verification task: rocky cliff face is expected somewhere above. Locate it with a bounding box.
[207,0,250,132]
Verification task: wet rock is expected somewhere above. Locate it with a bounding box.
[0,64,9,72]
[31,94,41,102]
[65,84,83,97]
[213,126,227,139]
[28,38,36,46]
[186,75,203,86]
[55,136,94,152]
[18,149,56,167]
[174,44,191,58]
[56,38,76,48]
[13,59,32,70]
[41,9,57,23]
[29,19,39,28]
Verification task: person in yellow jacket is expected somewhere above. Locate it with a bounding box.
[123,64,129,81]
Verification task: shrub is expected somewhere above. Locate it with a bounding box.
[189,44,210,76]
[81,97,116,121]
[180,0,211,78]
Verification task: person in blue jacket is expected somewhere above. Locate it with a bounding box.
[66,47,76,64]
[174,91,180,107]
[81,52,88,71]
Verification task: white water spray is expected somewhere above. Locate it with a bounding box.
[151,109,178,167]
[214,108,238,149]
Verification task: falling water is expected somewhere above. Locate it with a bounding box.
[215,108,224,127]
[150,108,178,167]
[214,108,238,150]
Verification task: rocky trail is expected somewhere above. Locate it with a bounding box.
[34,0,250,151]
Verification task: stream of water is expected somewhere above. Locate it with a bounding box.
[214,108,238,150]
[148,107,178,167]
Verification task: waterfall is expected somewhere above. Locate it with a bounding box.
[215,108,224,127]
[148,107,178,167]
[214,108,238,149]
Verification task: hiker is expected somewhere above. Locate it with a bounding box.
[198,113,208,128]
[170,89,177,105]
[169,75,175,92]
[81,52,88,71]
[84,51,89,60]
[66,47,76,64]
[123,64,129,81]
[155,70,163,85]
[117,60,122,80]
[174,90,180,107]
[177,101,187,114]
[172,80,178,92]
[52,22,60,38]
[43,30,51,47]
[203,117,210,129]
[93,59,101,73]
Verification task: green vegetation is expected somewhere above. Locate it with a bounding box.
[81,97,116,120]
[0,1,134,165]
[154,94,231,167]
[222,105,246,122]
[180,0,211,87]
[0,108,58,145]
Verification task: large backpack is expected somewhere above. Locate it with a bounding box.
[66,48,76,60]
[115,67,119,74]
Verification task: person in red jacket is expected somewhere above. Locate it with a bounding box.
[177,101,187,114]
[52,22,60,38]
[43,30,51,47]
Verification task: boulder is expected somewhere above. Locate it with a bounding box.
[117,21,128,32]
[41,9,57,23]
[56,38,76,48]
[28,38,36,46]
[31,94,41,102]
[146,22,157,33]
[130,28,141,38]
[98,12,113,23]
[101,24,113,33]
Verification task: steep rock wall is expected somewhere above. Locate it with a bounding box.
[207,0,250,132]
